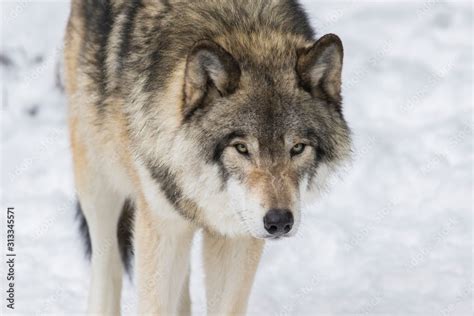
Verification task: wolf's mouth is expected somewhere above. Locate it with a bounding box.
[262,233,292,240]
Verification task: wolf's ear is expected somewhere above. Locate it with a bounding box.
[183,40,241,119]
[296,34,343,103]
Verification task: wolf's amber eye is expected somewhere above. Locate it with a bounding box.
[235,143,249,155]
[290,143,306,156]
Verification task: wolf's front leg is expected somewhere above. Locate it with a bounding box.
[203,232,265,315]
[134,199,195,315]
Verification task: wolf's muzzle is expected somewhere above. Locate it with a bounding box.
[263,209,294,237]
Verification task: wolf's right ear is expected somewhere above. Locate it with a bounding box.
[183,40,241,119]
[296,34,343,103]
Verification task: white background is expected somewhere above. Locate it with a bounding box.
[1,0,472,315]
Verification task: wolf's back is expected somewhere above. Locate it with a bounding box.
[66,0,315,100]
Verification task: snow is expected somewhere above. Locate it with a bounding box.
[1,0,472,315]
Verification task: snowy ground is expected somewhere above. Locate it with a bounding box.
[0,0,472,315]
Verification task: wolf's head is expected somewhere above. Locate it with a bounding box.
[167,34,351,239]
[133,33,351,239]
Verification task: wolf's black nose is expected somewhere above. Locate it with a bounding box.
[263,209,294,236]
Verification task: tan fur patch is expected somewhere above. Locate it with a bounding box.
[246,164,297,210]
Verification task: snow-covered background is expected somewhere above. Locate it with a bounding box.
[1,0,472,315]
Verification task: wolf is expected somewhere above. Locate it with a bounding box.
[64,0,351,314]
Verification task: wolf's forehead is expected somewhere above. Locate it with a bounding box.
[222,102,311,142]
[200,85,322,142]
[241,92,313,129]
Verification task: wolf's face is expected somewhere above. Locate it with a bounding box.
[175,35,351,239]
[207,100,328,239]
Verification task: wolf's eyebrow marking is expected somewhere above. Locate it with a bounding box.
[224,130,247,142]
[303,128,319,145]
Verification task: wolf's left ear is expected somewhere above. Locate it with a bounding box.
[297,34,343,103]
[183,40,241,119]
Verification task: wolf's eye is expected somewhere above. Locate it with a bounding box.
[234,143,249,155]
[290,143,306,156]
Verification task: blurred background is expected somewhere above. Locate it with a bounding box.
[1,0,472,315]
